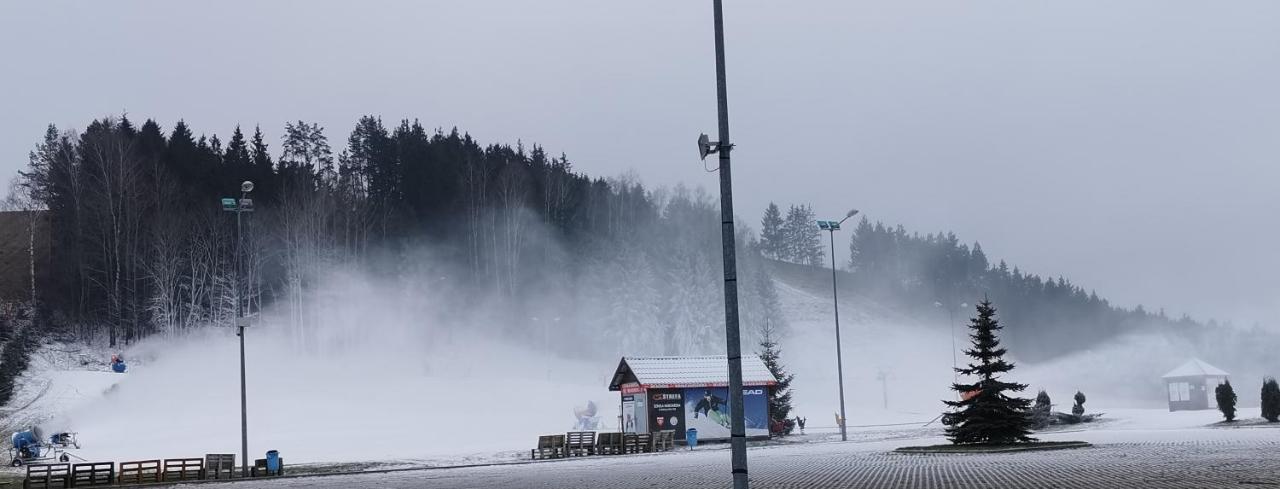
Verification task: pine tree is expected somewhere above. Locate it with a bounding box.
[782,204,822,265]
[760,203,784,260]
[1215,381,1237,422]
[758,322,795,435]
[249,125,275,202]
[1262,377,1280,422]
[1072,391,1086,416]
[942,299,1035,445]
[224,126,251,176]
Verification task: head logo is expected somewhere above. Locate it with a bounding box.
[744,389,763,395]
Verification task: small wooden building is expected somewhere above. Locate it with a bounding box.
[608,356,776,442]
[1162,358,1230,412]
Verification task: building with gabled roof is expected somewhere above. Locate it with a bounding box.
[608,356,776,442]
[1162,358,1230,412]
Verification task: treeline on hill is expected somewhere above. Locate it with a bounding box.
[759,202,1271,363]
[16,116,783,356]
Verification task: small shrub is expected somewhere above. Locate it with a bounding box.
[1262,377,1280,423]
[1071,391,1086,417]
[1030,390,1052,428]
[1215,380,1237,422]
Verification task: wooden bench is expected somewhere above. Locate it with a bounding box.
[623,433,653,454]
[204,454,236,480]
[69,462,114,487]
[595,432,624,455]
[653,430,675,452]
[530,434,565,459]
[565,431,596,456]
[24,463,70,489]
[118,459,161,484]
[162,458,205,481]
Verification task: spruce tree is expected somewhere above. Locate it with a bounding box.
[1072,391,1086,416]
[1262,377,1280,422]
[1215,380,1237,422]
[758,323,795,435]
[760,203,784,260]
[942,299,1034,444]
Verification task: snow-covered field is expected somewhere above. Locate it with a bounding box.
[1,272,1274,469]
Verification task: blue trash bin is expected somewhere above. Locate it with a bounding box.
[265,450,280,475]
[686,428,698,450]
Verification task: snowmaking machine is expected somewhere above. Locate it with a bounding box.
[8,427,80,466]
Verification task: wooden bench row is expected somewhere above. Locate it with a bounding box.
[531,431,677,460]
[22,453,258,488]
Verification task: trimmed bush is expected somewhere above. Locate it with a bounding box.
[1215,380,1237,422]
[1262,377,1280,423]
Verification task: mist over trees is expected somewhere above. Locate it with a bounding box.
[841,216,1241,361]
[759,202,822,266]
[16,116,784,357]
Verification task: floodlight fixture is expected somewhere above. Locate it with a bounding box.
[698,133,715,160]
[241,180,255,193]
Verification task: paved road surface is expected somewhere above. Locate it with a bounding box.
[178,433,1280,489]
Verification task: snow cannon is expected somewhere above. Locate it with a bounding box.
[11,428,43,460]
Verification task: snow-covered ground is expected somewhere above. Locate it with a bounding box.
[1,271,1274,469]
[0,341,124,437]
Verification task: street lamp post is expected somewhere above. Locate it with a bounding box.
[221,181,254,477]
[817,209,858,442]
[696,1,748,487]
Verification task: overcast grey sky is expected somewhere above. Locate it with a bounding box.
[2,1,1278,328]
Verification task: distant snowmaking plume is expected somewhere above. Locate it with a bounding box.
[53,259,617,463]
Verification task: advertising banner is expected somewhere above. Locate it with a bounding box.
[633,394,648,434]
[648,389,685,439]
[622,395,636,433]
[682,387,769,439]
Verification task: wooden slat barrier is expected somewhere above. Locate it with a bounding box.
[117,460,161,485]
[162,458,205,482]
[204,453,236,479]
[565,431,596,456]
[69,462,114,487]
[24,463,70,489]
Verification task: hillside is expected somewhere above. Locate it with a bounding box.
[767,258,1277,413]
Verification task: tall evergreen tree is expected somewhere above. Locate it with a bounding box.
[249,125,276,203]
[758,322,795,435]
[1216,380,1237,422]
[943,299,1034,445]
[781,204,822,265]
[760,202,784,260]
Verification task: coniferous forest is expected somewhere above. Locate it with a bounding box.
[9,116,1273,370]
[15,116,783,357]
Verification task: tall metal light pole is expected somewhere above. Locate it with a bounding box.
[696,1,747,486]
[221,180,254,477]
[817,209,858,441]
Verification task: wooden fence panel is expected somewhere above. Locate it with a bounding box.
[117,459,161,485]
[70,462,114,487]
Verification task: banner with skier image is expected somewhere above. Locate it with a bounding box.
[682,386,769,439]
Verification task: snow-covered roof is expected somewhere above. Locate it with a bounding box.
[1161,358,1229,379]
[608,356,777,391]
